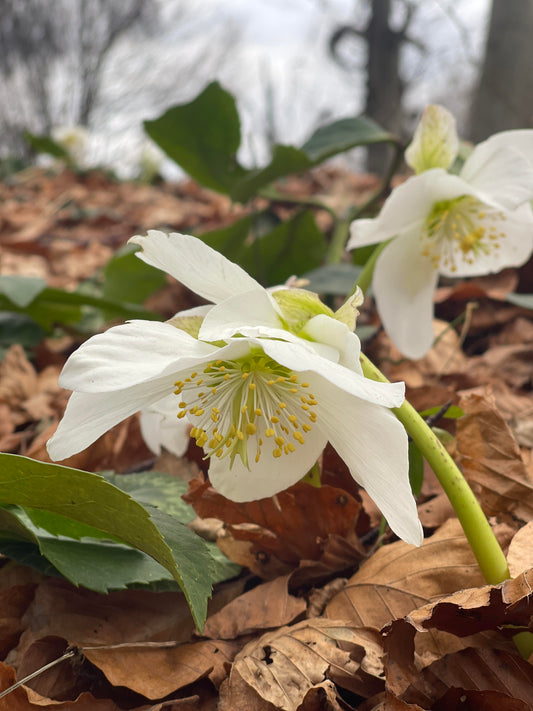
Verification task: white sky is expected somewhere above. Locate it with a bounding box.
[87,0,490,177]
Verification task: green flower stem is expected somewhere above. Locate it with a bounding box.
[351,240,390,294]
[360,352,510,586]
[325,214,356,265]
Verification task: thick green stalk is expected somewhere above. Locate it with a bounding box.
[360,353,510,585]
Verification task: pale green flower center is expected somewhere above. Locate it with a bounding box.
[422,196,506,271]
[173,354,318,468]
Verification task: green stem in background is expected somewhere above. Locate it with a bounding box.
[360,352,510,586]
[325,141,404,266]
[352,239,390,294]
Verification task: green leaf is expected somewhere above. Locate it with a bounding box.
[0,313,45,351]
[0,281,160,332]
[24,131,70,160]
[302,263,362,295]
[144,81,248,194]
[199,210,326,285]
[103,245,166,305]
[0,276,47,308]
[301,115,397,163]
[506,293,533,310]
[104,471,196,524]
[231,116,397,202]
[240,211,327,285]
[408,440,424,497]
[419,405,464,419]
[231,145,311,203]
[0,454,215,628]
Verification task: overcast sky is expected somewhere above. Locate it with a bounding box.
[89,0,491,177]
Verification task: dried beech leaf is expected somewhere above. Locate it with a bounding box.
[507,522,533,577]
[185,479,365,572]
[226,619,380,711]
[433,687,532,711]
[405,568,533,637]
[456,392,533,522]
[202,574,306,640]
[401,647,533,708]
[0,661,123,710]
[326,519,513,665]
[83,639,239,698]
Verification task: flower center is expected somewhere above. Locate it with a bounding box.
[421,196,506,271]
[173,354,318,468]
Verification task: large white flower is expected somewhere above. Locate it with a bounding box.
[348,106,533,359]
[47,231,422,545]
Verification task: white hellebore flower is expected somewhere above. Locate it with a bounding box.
[47,230,423,546]
[349,105,533,359]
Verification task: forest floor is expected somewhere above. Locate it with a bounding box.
[0,166,532,710]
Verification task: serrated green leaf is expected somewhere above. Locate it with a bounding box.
[103,245,166,305]
[302,263,362,295]
[408,440,424,497]
[0,276,47,308]
[0,454,214,628]
[144,81,248,194]
[104,471,195,523]
[301,115,397,163]
[506,293,533,310]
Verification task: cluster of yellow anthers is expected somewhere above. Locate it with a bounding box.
[422,196,505,271]
[173,354,318,467]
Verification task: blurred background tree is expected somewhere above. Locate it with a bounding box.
[469,0,533,141]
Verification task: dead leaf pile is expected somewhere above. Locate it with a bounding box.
[0,167,532,709]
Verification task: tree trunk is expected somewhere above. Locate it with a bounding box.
[469,0,533,141]
[364,0,404,173]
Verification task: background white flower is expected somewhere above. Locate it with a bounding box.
[349,118,533,359]
[47,231,422,545]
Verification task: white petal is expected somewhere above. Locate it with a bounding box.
[208,423,327,502]
[57,320,218,393]
[373,230,439,360]
[252,337,405,408]
[311,378,423,546]
[199,288,283,342]
[439,202,533,278]
[47,374,179,460]
[348,170,471,249]
[129,230,262,304]
[168,304,213,320]
[302,315,362,372]
[140,395,190,457]
[461,143,533,210]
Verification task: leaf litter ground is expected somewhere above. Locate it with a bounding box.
[0,166,532,709]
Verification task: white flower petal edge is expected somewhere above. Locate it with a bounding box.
[129,230,262,304]
[199,288,283,341]
[439,202,533,278]
[372,228,440,360]
[311,378,423,546]
[348,170,476,249]
[56,320,220,393]
[208,422,328,502]
[460,143,533,211]
[140,394,190,457]
[253,337,405,408]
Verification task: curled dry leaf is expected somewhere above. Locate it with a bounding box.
[507,522,533,578]
[384,620,533,710]
[325,519,514,665]
[184,479,365,576]
[221,618,383,711]
[456,392,533,523]
[82,639,240,699]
